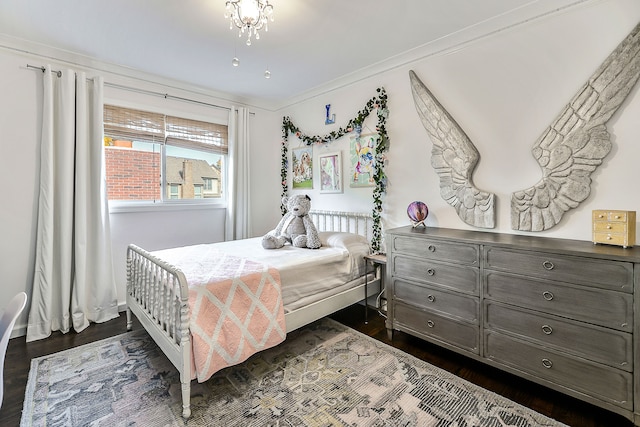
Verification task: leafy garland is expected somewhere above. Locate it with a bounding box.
[280,87,389,253]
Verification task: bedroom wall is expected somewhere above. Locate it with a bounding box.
[276,0,640,248]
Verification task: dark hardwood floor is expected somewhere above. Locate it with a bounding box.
[1,304,633,426]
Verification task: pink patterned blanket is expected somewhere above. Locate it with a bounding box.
[153,244,286,382]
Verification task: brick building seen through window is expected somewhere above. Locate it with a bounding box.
[104,141,222,201]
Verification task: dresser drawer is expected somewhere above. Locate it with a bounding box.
[394,302,479,354]
[592,232,631,247]
[484,247,633,292]
[593,221,628,234]
[393,278,479,324]
[390,235,479,265]
[392,255,479,295]
[485,331,632,410]
[593,210,633,223]
[485,301,632,370]
[484,271,632,331]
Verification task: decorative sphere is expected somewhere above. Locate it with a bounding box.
[407,201,428,227]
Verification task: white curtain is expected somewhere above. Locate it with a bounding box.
[27,66,119,342]
[225,106,251,241]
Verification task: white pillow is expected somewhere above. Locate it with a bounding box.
[319,231,369,252]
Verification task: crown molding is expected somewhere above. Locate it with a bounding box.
[1,0,594,113]
[274,0,592,111]
[0,33,276,111]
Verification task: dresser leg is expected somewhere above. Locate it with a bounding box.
[386,328,393,340]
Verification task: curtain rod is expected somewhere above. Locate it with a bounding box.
[105,81,231,112]
[27,64,62,77]
[27,64,233,112]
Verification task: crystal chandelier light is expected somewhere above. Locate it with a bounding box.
[225,0,274,46]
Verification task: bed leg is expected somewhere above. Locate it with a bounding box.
[181,381,191,419]
[126,307,133,331]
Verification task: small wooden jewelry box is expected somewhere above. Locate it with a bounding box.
[592,210,636,248]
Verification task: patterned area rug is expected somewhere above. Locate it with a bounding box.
[21,318,567,426]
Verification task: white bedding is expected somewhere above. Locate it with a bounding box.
[152,231,371,311]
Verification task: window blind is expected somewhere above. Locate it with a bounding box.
[104,105,228,154]
[166,115,228,154]
[103,105,164,143]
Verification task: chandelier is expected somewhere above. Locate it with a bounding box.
[225,0,274,46]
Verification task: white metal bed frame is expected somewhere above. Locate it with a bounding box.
[126,210,380,418]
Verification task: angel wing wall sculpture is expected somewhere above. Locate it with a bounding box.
[409,70,496,228]
[410,21,640,232]
[511,22,640,231]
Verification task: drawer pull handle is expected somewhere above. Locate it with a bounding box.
[427,320,435,328]
[427,245,436,252]
[427,268,435,276]
[607,236,612,240]
[615,215,621,219]
[542,260,554,270]
[542,291,554,301]
[541,358,553,369]
[427,294,436,303]
[606,225,612,229]
[541,324,553,335]
[598,214,605,218]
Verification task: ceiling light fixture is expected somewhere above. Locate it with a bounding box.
[224,0,274,46]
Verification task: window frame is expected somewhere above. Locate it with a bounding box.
[104,102,229,212]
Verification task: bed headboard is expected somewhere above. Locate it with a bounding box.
[309,210,374,244]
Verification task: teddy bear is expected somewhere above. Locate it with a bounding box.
[262,194,322,249]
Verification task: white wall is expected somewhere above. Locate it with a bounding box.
[0,50,42,336]
[278,0,640,246]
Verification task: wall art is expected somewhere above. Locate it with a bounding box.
[511,21,640,231]
[319,151,342,193]
[350,133,378,188]
[291,146,313,189]
[325,104,335,125]
[410,70,496,229]
[409,22,640,231]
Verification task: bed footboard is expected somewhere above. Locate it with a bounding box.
[126,244,193,418]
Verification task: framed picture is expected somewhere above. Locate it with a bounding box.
[350,133,378,187]
[318,151,342,193]
[291,146,313,189]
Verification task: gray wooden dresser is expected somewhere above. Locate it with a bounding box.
[385,225,640,424]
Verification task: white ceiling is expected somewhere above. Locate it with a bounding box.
[0,0,589,106]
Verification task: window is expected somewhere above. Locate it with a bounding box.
[103,105,228,203]
[168,184,180,199]
[204,178,213,191]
